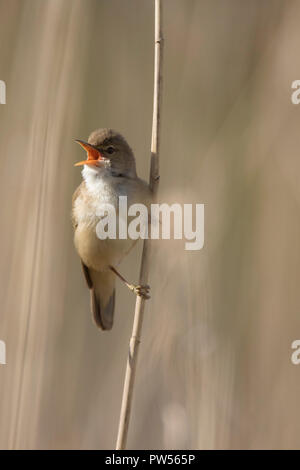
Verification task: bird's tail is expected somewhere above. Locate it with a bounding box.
[88,268,116,330]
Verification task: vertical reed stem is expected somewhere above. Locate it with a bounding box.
[116,0,163,450]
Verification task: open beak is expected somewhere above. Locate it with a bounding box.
[74,139,104,167]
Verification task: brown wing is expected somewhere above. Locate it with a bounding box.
[81,261,93,289]
[81,262,116,330]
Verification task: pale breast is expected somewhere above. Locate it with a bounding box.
[72,174,137,271]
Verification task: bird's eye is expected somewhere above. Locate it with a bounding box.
[106,146,115,155]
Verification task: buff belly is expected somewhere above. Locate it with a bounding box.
[74,222,136,271]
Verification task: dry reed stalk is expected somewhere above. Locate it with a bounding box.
[115,0,163,450]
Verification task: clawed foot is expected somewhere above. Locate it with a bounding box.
[109,266,151,300]
[127,284,150,299]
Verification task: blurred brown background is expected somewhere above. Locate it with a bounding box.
[0,0,300,450]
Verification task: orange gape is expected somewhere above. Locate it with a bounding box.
[86,146,102,162]
[74,140,103,166]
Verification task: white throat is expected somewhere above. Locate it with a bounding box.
[82,165,117,205]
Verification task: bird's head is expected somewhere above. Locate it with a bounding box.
[75,128,137,178]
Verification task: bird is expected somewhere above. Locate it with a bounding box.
[72,128,152,330]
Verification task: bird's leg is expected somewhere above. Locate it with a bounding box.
[109,266,150,299]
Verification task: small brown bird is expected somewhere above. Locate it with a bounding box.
[72,128,152,330]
